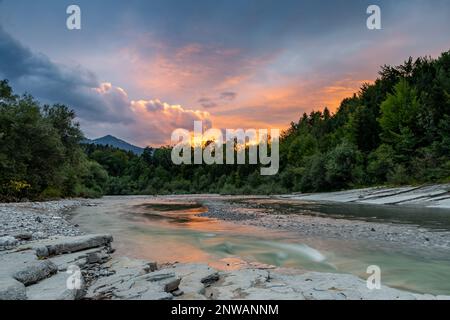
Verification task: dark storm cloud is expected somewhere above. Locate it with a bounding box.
[0,25,132,124]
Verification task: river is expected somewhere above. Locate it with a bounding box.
[70,195,450,296]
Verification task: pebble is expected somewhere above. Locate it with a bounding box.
[0,200,86,249]
[200,198,450,252]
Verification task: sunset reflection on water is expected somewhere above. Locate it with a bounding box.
[120,200,291,270]
[70,196,450,295]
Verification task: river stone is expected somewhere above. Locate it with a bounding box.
[144,262,158,272]
[13,260,58,285]
[162,277,181,293]
[0,278,27,300]
[33,234,113,258]
[0,236,18,249]
[86,252,102,264]
[201,272,220,285]
[14,232,33,241]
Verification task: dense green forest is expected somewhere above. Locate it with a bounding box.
[1,51,450,200]
[0,80,108,201]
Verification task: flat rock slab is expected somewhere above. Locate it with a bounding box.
[26,271,84,300]
[205,269,450,300]
[169,263,219,300]
[0,249,39,278]
[49,247,104,271]
[0,234,113,300]
[0,278,27,300]
[86,257,178,300]
[281,184,450,208]
[28,234,113,258]
[431,198,450,209]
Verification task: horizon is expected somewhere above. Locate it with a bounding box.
[1,0,450,147]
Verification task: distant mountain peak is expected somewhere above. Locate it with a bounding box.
[84,135,144,155]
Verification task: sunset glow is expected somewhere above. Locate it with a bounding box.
[1,0,449,147]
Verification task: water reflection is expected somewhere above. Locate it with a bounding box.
[70,196,450,295]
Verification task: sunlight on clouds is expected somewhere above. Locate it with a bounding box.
[85,83,212,146]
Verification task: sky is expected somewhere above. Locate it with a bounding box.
[0,0,449,147]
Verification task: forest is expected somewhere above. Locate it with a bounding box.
[1,50,450,200]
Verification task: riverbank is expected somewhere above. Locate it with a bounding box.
[0,200,87,247]
[188,184,450,254]
[279,184,450,207]
[1,193,450,300]
[199,196,450,254]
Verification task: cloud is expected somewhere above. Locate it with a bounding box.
[80,103,212,147]
[0,25,212,146]
[197,91,238,109]
[2,0,450,145]
[105,98,212,146]
[220,91,237,101]
[0,25,133,124]
[198,97,217,109]
[121,37,273,108]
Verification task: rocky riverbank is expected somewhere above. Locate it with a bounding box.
[2,233,449,300]
[1,198,450,300]
[280,184,450,207]
[195,184,450,254]
[200,197,450,253]
[0,199,87,248]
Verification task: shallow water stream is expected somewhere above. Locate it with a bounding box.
[71,196,450,295]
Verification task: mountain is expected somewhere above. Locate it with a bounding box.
[83,135,145,155]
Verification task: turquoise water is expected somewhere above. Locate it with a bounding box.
[71,196,450,295]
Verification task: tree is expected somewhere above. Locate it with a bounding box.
[0,80,108,200]
[379,79,420,151]
[325,141,363,189]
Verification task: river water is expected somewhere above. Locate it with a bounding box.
[70,196,450,295]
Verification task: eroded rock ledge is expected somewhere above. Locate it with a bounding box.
[1,233,449,300]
